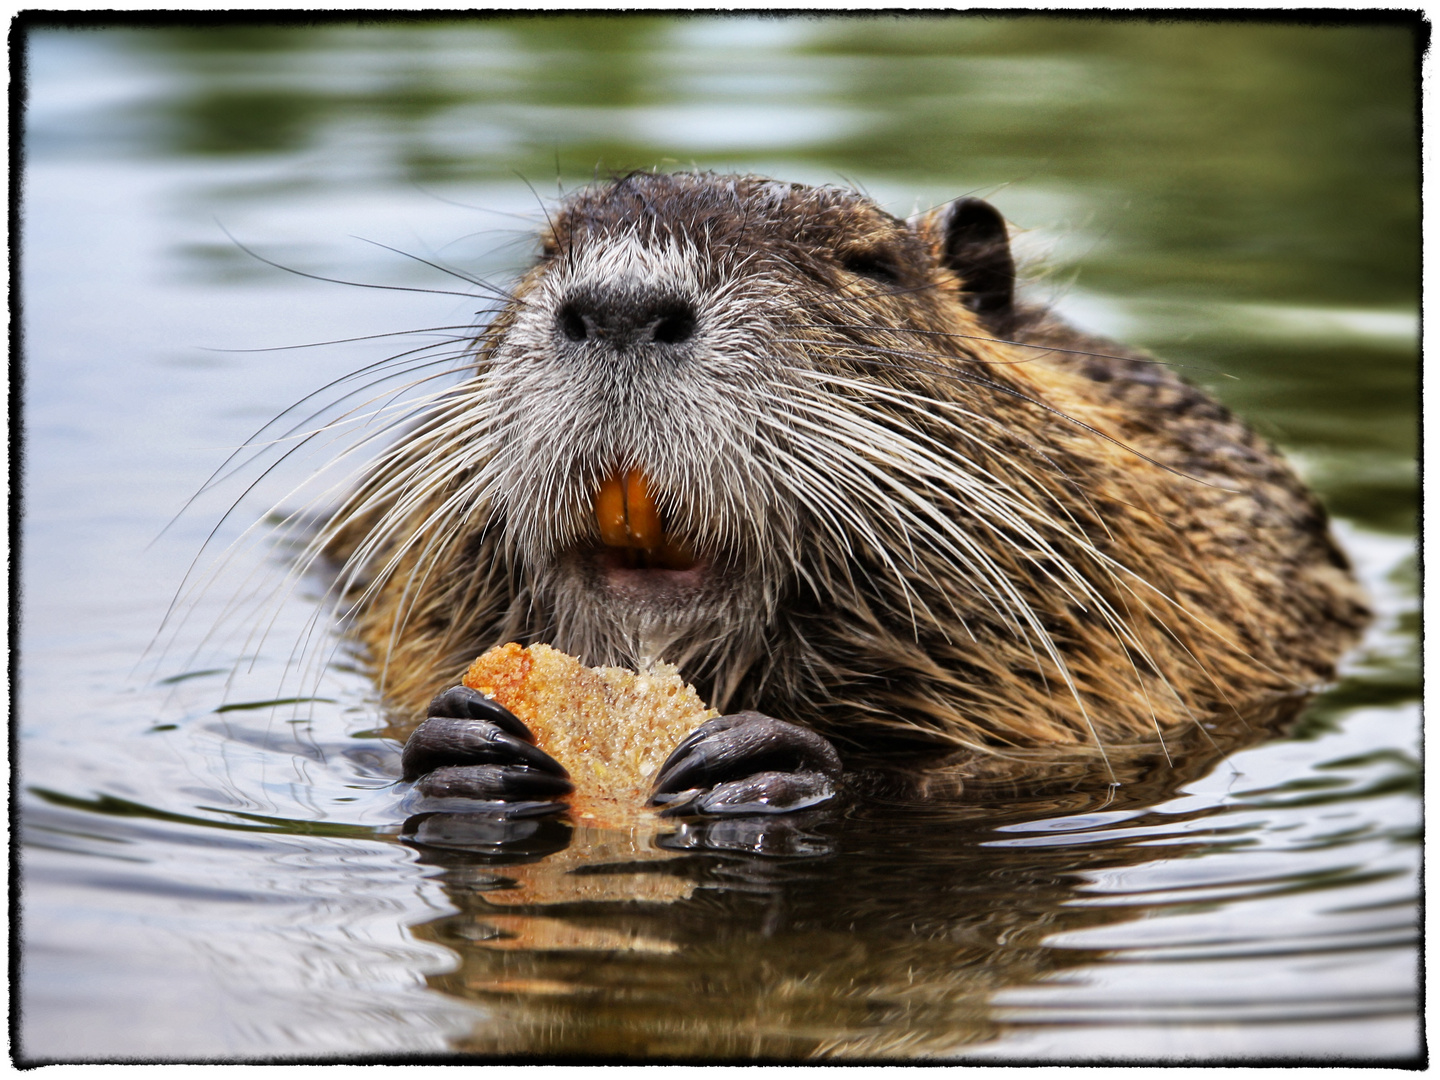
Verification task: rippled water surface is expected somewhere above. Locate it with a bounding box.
[19,16,1420,1062]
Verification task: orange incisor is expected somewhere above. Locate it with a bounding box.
[594,470,695,569]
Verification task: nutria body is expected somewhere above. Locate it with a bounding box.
[324,172,1366,792]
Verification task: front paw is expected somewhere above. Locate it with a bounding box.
[401,686,572,809]
[648,711,842,816]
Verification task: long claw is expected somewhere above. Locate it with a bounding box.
[427,685,534,742]
[659,717,731,768]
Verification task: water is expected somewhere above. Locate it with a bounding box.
[18,17,1420,1062]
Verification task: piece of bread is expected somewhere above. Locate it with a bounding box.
[462,643,717,827]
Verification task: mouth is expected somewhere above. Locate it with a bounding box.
[591,470,709,595]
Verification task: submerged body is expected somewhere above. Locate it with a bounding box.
[325,172,1365,801]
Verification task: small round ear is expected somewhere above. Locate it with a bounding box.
[940,198,1015,327]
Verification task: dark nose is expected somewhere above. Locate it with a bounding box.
[556,289,698,350]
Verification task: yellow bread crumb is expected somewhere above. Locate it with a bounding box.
[462,643,717,827]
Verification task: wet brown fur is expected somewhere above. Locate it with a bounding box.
[327,173,1367,765]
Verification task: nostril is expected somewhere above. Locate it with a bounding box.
[651,301,697,345]
[558,302,588,342]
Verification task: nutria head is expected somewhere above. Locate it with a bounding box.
[486,177,992,679]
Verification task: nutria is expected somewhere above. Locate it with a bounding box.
[320,171,1367,814]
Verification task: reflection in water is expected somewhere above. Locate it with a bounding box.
[407,816,1097,1057]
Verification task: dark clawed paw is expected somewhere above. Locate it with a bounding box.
[649,711,843,817]
[400,685,570,813]
[400,715,566,782]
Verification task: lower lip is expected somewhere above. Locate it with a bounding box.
[595,549,710,593]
